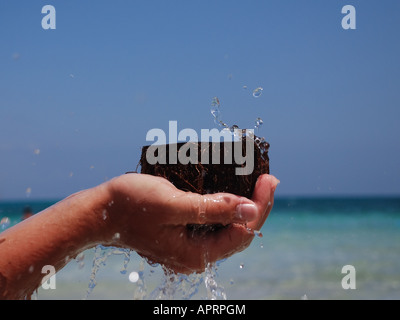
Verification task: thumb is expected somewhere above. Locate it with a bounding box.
[248,174,279,230]
[169,192,259,226]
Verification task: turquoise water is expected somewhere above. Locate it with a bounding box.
[1,197,400,300]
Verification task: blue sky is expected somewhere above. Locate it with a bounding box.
[1,0,399,199]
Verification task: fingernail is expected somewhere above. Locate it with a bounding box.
[269,175,280,188]
[235,204,258,222]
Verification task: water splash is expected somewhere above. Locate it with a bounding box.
[209,96,267,152]
[85,245,131,299]
[210,97,229,129]
[204,263,227,300]
[131,259,147,299]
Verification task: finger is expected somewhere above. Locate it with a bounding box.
[203,223,253,262]
[169,224,253,273]
[248,174,280,230]
[168,192,259,226]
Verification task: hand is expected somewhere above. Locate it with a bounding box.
[103,173,279,274]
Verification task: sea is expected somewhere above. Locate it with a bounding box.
[1,197,400,300]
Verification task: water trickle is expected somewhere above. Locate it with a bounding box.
[253,87,263,98]
[115,248,131,274]
[210,97,230,130]
[85,245,130,299]
[133,259,148,300]
[211,96,220,107]
[204,263,227,300]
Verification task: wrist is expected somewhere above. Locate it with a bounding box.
[80,180,117,247]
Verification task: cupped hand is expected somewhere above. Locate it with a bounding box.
[103,173,279,274]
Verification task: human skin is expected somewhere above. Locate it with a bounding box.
[0,173,279,300]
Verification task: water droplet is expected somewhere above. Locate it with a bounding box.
[129,271,139,283]
[253,87,263,98]
[28,265,34,273]
[76,253,85,262]
[211,106,220,118]
[260,243,264,249]
[25,187,32,197]
[239,263,244,269]
[242,85,247,90]
[113,233,120,241]
[211,97,220,107]
[229,279,234,285]
[102,209,107,220]
[254,117,263,129]
[301,294,308,300]
[69,172,74,178]
[0,217,10,230]
[89,165,94,170]
[254,230,263,238]
[108,200,114,207]
[33,149,40,155]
